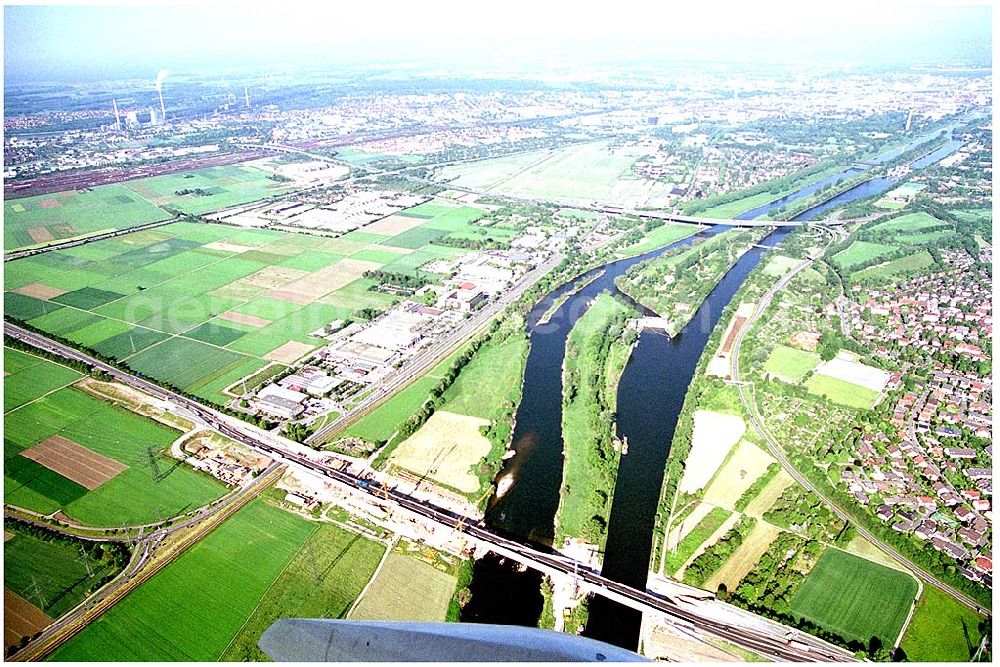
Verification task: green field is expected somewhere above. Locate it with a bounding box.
[4,524,121,619]
[805,374,880,409]
[869,211,945,233]
[122,164,295,216]
[221,522,385,660]
[900,584,985,662]
[349,552,457,622]
[3,347,82,412]
[4,184,171,251]
[619,222,700,255]
[831,241,898,269]
[762,345,821,383]
[790,548,918,646]
[663,506,731,575]
[437,335,528,420]
[50,499,316,661]
[439,141,644,206]
[4,385,225,525]
[4,220,459,404]
[852,250,934,282]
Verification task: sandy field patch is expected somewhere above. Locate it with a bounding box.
[388,410,491,494]
[203,240,257,253]
[4,589,53,650]
[703,441,776,509]
[22,435,127,490]
[789,330,821,352]
[268,258,380,304]
[704,521,783,592]
[218,310,272,328]
[815,352,891,393]
[742,469,795,517]
[243,265,309,289]
[27,227,55,243]
[13,283,67,300]
[206,281,265,302]
[264,340,315,364]
[3,531,13,541]
[364,214,429,236]
[677,512,742,578]
[679,411,746,494]
[845,536,910,572]
[39,199,61,208]
[706,302,755,378]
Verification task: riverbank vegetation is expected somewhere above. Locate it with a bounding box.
[555,292,638,545]
[615,228,768,335]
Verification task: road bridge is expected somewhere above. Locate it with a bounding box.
[3,322,857,663]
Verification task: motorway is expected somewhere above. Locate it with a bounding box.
[9,459,285,661]
[4,322,856,662]
[726,231,988,616]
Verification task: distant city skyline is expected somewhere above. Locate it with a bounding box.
[4,1,992,83]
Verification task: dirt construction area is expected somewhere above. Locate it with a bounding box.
[679,411,746,494]
[388,411,491,494]
[21,435,127,490]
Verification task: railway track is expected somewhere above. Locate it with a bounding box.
[4,322,856,662]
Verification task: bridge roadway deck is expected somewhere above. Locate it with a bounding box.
[3,322,856,663]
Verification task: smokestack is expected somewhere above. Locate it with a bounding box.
[112,99,121,131]
[154,69,168,123]
[244,85,250,108]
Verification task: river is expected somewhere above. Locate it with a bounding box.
[460,135,965,644]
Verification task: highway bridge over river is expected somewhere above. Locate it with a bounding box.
[5,322,857,663]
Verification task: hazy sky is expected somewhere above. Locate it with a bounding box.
[4,1,993,82]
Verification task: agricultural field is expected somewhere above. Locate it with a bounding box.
[393,200,517,245]
[3,219,468,405]
[900,584,986,662]
[438,141,667,207]
[678,411,746,494]
[4,184,171,251]
[349,552,457,622]
[701,441,775,510]
[805,374,880,410]
[662,506,731,576]
[387,411,491,493]
[221,522,385,661]
[384,329,528,494]
[761,345,821,383]
[789,548,918,646]
[3,522,120,622]
[868,211,945,234]
[4,382,225,525]
[3,347,82,412]
[851,250,934,282]
[831,241,898,269]
[50,499,317,661]
[703,521,782,593]
[122,164,295,216]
